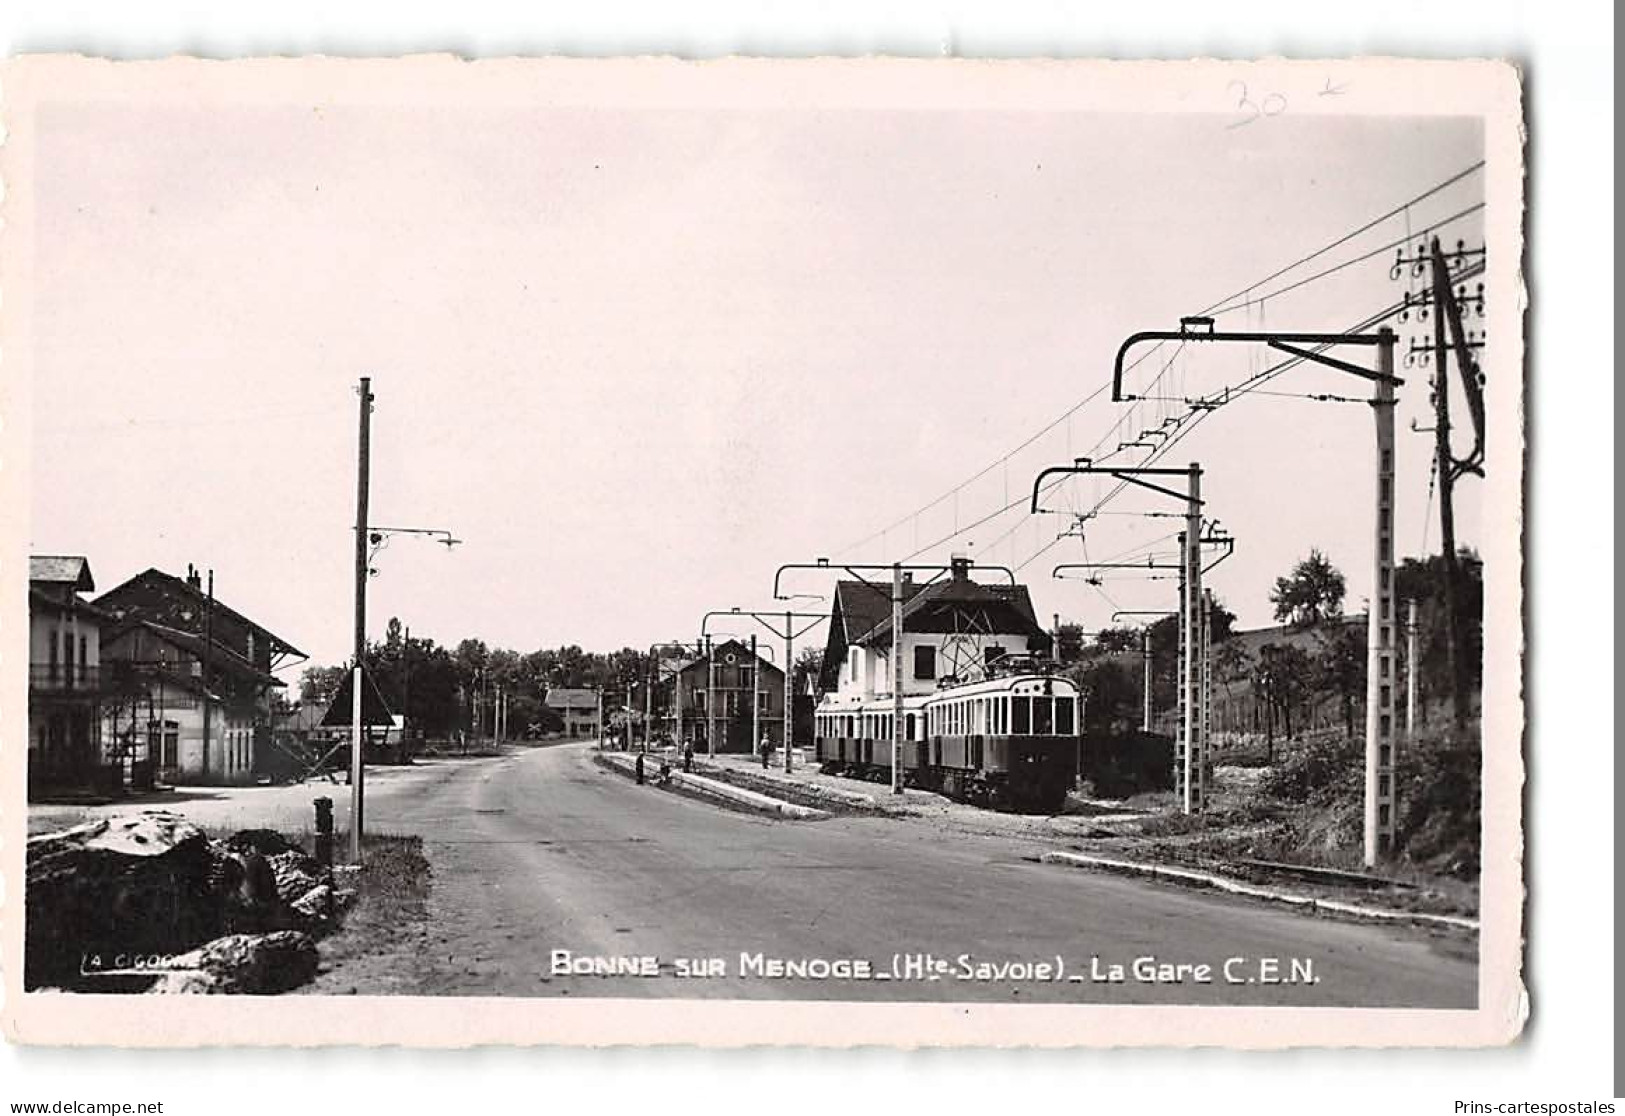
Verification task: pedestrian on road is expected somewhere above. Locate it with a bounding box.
[760,733,772,770]
[683,741,694,773]
[635,751,645,785]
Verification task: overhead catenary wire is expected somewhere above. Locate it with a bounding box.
[841,160,1484,576]
[1204,201,1486,317]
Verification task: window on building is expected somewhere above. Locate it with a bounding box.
[48,628,59,683]
[914,646,935,680]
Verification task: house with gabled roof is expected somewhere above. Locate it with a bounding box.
[28,556,117,799]
[818,555,1052,706]
[544,687,600,738]
[666,639,785,753]
[94,565,305,785]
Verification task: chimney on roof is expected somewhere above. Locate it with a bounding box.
[186,564,202,591]
[950,554,971,582]
[901,571,913,585]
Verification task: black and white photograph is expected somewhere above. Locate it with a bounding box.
[4,55,1526,1049]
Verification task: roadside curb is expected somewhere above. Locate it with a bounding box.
[692,762,885,812]
[1038,850,1480,933]
[594,753,830,821]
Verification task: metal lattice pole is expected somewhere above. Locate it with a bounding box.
[1365,329,1399,864]
[783,613,794,773]
[706,637,715,757]
[1142,628,1154,733]
[1201,587,1213,800]
[1182,465,1204,814]
[1405,598,1419,737]
[890,563,904,796]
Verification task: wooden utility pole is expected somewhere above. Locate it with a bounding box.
[1429,244,1476,731]
[350,377,373,864]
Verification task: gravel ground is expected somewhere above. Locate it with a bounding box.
[689,750,1478,920]
[25,758,495,839]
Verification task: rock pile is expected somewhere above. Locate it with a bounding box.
[25,810,355,994]
[147,932,321,995]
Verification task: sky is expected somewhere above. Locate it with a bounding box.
[24,74,1487,671]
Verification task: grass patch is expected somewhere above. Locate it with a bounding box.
[299,833,431,993]
[347,832,431,915]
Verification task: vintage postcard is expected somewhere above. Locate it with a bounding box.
[1,55,1524,1047]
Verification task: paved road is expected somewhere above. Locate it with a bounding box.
[346,742,1476,1007]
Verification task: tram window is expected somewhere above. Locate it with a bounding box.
[1011,696,1031,735]
[907,713,917,740]
[1056,698,1075,735]
[1033,697,1054,735]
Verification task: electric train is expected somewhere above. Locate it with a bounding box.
[812,664,1081,813]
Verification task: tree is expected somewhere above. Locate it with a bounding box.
[1270,549,1347,627]
[792,646,824,697]
[1091,627,1139,655]
[1252,642,1314,762]
[1052,623,1087,663]
[1394,548,1484,723]
[299,664,348,708]
[1070,658,1140,738]
[1145,595,1237,719]
[1315,623,1367,739]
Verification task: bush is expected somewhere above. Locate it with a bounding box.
[1079,730,1174,798]
[1395,726,1482,878]
[1256,734,1362,805]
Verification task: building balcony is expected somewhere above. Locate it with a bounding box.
[29,663,103,694]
